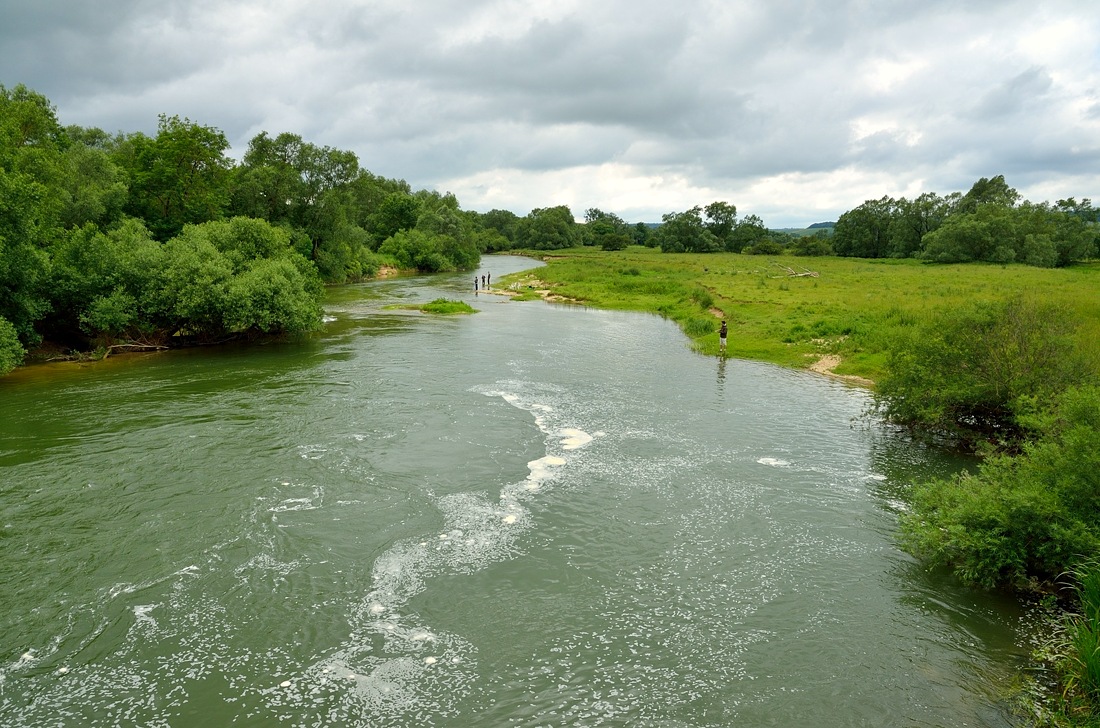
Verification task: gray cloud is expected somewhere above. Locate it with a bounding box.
[1,0,1097,226]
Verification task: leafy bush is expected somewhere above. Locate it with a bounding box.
[744,239,784,255]
[900,386,1100,588]
[789,235,834,256]
[875,296,1093,446]
[0,316,24,374]
[224,258,323,334]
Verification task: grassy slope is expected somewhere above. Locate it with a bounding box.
[499,247,1100,384]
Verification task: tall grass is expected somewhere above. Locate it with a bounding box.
[1048,562,1100,723]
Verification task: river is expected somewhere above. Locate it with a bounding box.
[0,256,1031,727]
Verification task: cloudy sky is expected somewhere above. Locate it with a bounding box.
[2,0,1098,226]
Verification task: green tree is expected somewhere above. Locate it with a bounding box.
[48,219,162,343]
[703,201,738,250]
[583,208,631,250]
[516,206,582,250]
[887,192,948,257]
[0,84,67,344]
[116,114,232,240]
[223,257,323,334]
[920,204,1018,263]
[412,192,479,270]
[229,131,368,280]
[789,230,833,256]
[729,214,769,252]
[478,208,520,247]
[368,193,421,244]
[832,196,895,258]
[653,207,719,253]
[956,174,1019,214]
[58,131,128,230]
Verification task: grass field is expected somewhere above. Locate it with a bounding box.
[497,247,1100,384]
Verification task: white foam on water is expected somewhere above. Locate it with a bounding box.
[297,444,327,460]
[270,484,324,512]
[133,604,157,626]
[523,454,567,491]
[560,427,593,451]
[233,383,603,725]
[757,457,790,467]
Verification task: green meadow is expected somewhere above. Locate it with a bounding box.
[499,247,1100,384]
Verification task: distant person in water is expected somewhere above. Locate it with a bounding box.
[481,274,486,289]
[474,276,478,293]
[487,272,491,288]
[719,320,728,353]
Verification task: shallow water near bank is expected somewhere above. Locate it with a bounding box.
[1,256,1029,726]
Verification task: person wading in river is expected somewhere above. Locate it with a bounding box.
[719,320,728,353]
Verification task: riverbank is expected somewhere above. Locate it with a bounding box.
[495,247,1100,387]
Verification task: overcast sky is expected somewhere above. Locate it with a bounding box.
[2,0,1098,226]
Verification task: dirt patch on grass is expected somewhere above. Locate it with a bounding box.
[808,354,875,387]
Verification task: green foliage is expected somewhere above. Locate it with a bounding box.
[0,316,25,374]
[1056,562,1100,719]
[367,192,420,244]
[744,238,785,255]
[115,114,232,240]
[583,208,635,251]
[653,207,720,253]
[900,386,1100,589]
[516,205,582,250]
[379,228,472,273]
[49,219,160,341]
[59,132,128,229]
[833,196,895,257]
[224,258,323,333]
[703,201,738,249]
[0,84,67,344]
[832,177,1097,266]
[689,286,714,310]
[875,296,1093,446]
[789,232,833,256]
[957,174,1020,214]
[416,298,476,315]
[49,217,323,345]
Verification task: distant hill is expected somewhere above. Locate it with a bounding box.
[771,223,835,237]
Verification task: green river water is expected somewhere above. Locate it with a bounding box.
[1,256,1032,727]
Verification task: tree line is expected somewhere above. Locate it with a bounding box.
[832,175,1099,265]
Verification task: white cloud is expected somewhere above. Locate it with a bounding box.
[1,0,1098,225]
